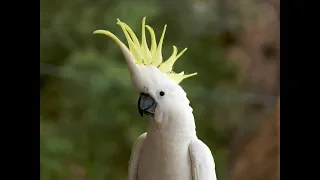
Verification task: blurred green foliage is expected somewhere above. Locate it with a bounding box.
[40,0,243,179]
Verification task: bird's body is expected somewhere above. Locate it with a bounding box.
[129,91,216,180]
[132,130,217,180]
[128,94,198,180]
[94,17,217,180]
[138,131,193,180]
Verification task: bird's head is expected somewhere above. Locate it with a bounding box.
[94,17,197,123]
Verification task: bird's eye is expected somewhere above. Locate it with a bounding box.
[159,91,165,96]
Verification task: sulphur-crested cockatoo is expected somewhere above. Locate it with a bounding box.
[94,17,217,180]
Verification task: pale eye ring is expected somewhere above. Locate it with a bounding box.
[159,91,165,96]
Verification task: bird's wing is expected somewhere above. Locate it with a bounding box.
[189,139,217,180]
[128,132,147,180]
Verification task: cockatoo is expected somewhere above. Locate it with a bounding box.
[94,17,217,180]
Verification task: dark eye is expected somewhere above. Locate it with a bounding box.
[159,91,165,96]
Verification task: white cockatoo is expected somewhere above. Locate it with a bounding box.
[94,17,217,180]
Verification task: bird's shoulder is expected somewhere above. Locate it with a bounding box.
[132,132,147,150]
[188,138,215,169]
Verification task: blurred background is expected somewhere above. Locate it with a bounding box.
[40,0,280,179]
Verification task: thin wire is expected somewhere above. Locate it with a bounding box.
[40,63,278,107]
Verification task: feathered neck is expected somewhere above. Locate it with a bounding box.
[148,93,197,139]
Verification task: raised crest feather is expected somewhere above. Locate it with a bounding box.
[93,17,197,84]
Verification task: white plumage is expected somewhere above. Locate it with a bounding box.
[94,17,217,180]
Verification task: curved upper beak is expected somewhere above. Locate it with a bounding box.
[138,93,157,117]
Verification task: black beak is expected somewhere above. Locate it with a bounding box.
[138,93,157,117]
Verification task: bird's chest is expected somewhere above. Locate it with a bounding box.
[138,136,192,180]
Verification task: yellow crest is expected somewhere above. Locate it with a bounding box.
[93,17,197,84]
